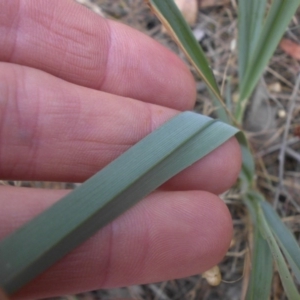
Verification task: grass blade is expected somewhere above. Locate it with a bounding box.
[247,0,267,57]
[149,1,255,188]
[0,112,238,295]
[246,228,273,300]
[258,214,300,299]
[238,0,267,82]
[236,132,255,190]
[147,0,221,102]
[211,90,230,124]
[225,79,233,117]
[237,0,300,121]
[249,191,300,299]
[243,194,273,300]
[237,0,249,82]
[261,201,300,283]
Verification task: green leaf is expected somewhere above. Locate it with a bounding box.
[211,90,231,124]
[246,228,273,300]
[225,79,233,116]
[261,201,300,283]
[236,132,255,191]
[0,112,238,295]
[249,191,300,300]
[210,78,233,124]
[258,215,300,299]
[148,0,221,102]
[238,0,267,82]
[243,194,273,300]
[237,0,300,122]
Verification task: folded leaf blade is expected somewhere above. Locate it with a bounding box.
[0,112,238,295]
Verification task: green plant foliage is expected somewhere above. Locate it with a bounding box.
[243,196,273,300]
[258,205,300,299]
[235,132,255,190]
[211,90,231,124]
[247,191,300,299]
[237,0,300,122]
[0,112,238,295]
[148,0,255,190]
[147,0,300,299]
[238,0,267,82]
[261,201,300,283]
[147,0,221,102]
[246,228,273,300]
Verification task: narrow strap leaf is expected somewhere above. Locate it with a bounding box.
[238,0,267,82]
[249,191,300,299]
[237,0,300,121]
[0,112,238,295]
[236,132,255,190]
[258,211,300,299]
[261,201,300,283]
[146,0,221,102]
[246,228,273,300]
[243,194,273,300]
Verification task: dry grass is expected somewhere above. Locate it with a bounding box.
[5,0,299,299]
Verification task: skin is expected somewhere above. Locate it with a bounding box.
[0,0,242,299]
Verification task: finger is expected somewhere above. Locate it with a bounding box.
[0,0,196,110]
[0,63,241,194]
[0,186,233,300]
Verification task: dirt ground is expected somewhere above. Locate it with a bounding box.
[5,0,300,299]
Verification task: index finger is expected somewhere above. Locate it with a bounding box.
[0,0,196,110]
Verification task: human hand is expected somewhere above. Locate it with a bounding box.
[0,1,241,299]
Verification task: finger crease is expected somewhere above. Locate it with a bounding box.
[96,18,112,91]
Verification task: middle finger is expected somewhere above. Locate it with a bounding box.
[0,62,241,194]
